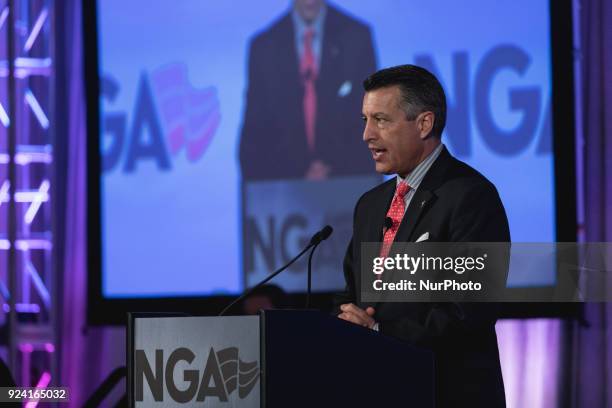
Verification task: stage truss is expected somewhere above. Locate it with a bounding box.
[0,0,55,391]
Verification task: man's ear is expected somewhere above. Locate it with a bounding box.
[418,111,435,139]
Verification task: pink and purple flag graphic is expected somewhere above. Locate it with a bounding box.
[151,63,221,162]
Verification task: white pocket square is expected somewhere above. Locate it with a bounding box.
[415,232,429,242]
[337,80,352,97]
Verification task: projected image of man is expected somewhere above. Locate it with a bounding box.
[239,0,377,181]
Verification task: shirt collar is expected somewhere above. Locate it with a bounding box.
[292,4,326,41]
[397,143,445,190]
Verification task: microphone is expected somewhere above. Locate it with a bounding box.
[219,225,333,316]
[384,217,393,229]
[310,225,333,245]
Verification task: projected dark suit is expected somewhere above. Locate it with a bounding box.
[336,147,510,407]
[239,5,377,180]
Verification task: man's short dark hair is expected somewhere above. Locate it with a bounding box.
[363,64,447,138]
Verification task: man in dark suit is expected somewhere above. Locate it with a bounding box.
[336,65,509,407]
[239,0,377,181]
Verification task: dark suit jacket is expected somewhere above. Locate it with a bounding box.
[336,146,510,408]
[239,5,377,180]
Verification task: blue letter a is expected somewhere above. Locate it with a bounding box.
[124,72,171,172]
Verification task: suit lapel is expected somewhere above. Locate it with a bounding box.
[274,13,310,153]
[393,190,435,244]
[276,14,301,90]
[393,146,452,244]
[362,180,394,310]
[366,179,396,244]
[317,6,341,92]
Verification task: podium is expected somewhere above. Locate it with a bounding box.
[128,310,434,407]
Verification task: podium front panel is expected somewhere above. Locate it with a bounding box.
[130,315,260,408]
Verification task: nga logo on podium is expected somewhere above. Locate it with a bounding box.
[135,346,259,403]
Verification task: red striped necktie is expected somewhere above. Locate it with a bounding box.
[300,28,317,151]
[380,182,411,258]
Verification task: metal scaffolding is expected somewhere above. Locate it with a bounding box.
[0,0,55,392]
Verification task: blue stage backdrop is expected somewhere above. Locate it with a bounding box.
[97,0,554,298]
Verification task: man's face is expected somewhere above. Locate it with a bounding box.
[362,86,427,177]
[294,0,324,23]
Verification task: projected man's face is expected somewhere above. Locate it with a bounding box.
[294,0,324,23]
[362,85,433,178]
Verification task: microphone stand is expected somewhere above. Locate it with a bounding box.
[218,244,312,316]
[219,225,333,316]
[305,243,320,309]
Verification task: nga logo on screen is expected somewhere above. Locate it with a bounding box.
[101,63,221,173]
[415,44,552,157]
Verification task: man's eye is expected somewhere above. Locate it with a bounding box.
[360,115,367,122]
[376,117,386,123]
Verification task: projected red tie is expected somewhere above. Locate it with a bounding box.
[380,182,411,258]
[300,28,317,151]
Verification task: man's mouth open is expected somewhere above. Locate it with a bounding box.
[370,148,387,161]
